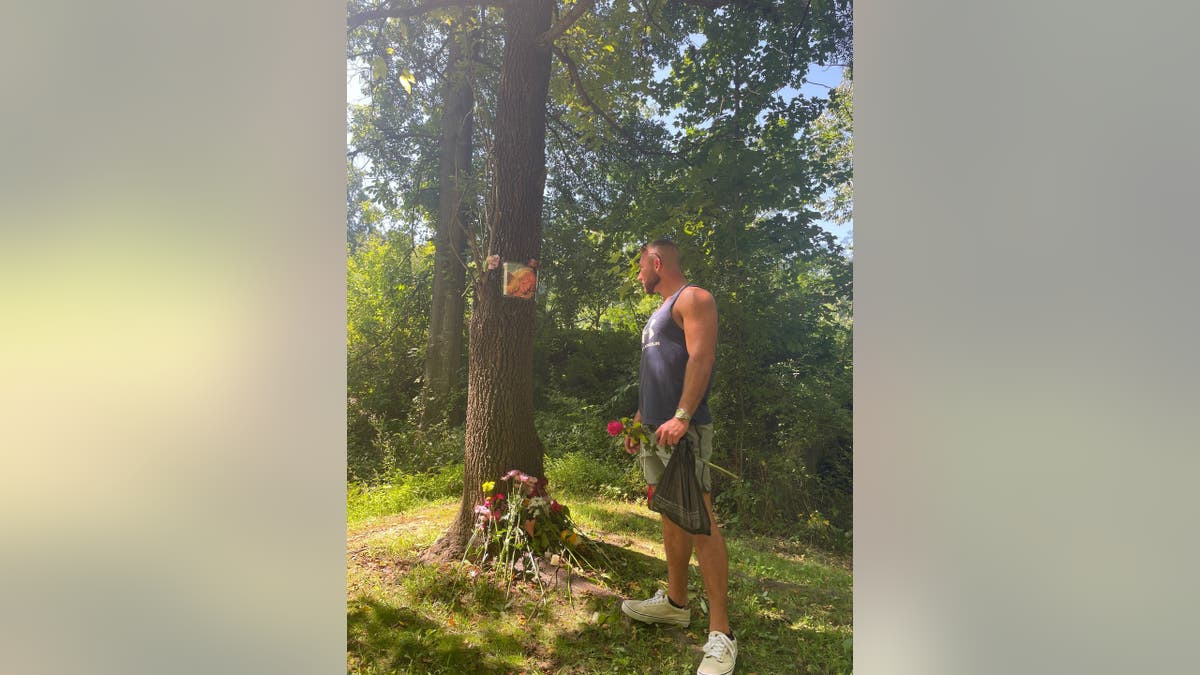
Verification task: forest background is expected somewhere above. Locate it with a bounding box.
[345,0,853,548]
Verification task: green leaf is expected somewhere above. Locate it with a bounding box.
[370,56,386,81]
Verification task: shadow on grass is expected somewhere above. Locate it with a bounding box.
[347,597,519,674]
[567,500,662,541]
[571,525,730,602]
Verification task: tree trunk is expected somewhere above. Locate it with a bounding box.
[422,23,475,427]
[427,0,554,560]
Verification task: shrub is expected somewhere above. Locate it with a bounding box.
[545,452,641,501]
[347,463,464,524]
[349,418,465,483]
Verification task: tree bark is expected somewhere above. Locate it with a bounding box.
[422,24,475,427]
[427,0,554,560]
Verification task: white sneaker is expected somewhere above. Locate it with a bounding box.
[696,630,738,675]
[620,589,690,627]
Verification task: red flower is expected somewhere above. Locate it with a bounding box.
[494,493,505,501]
[607,420,624,436]
[550,500,562,513]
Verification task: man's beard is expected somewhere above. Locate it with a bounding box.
[643,272,659,294]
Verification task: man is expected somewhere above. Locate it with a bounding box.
[620,239,737,675]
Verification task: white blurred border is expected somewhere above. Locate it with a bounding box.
[856,1,1200,673]
[1,2,347,674]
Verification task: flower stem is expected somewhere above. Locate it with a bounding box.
[699,457,740,480]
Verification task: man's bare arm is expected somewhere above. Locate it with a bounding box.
[675,287,718,416]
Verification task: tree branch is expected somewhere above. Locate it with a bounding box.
[676,0,738,8]
[551,45,679,159]
[348,0,502,31]
[539,0,596,46]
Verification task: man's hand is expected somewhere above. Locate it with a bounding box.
[654,417,690,447]
[624,431,640,455]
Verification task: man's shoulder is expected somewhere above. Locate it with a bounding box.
[680,285,716,307]
[673,285,717,322]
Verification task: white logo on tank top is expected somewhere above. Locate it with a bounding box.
[641,323,659,349]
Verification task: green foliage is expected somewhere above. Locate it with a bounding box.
[545,452,643,502]
[534,390,644,501]
[348,463,463,524]
[347,232,448,479]
[809,71,854,226]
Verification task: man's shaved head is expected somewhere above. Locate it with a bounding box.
[641,239,681,271]
[637,238,684,295]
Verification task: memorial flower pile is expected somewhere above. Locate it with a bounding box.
[464,469,600,585]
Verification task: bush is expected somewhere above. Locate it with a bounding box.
[348,417,464,483]
[348,463,464,524]
[713,453,851,553]
[545,452,642,501]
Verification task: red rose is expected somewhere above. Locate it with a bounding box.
[607,420,624,436]
[550,500,562,513]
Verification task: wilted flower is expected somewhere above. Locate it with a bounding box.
[607,420,624,436]
[503,469,536,486]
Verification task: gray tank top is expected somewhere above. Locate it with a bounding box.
[638,284,712,427]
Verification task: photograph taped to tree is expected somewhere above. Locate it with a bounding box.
[503,262,537,300]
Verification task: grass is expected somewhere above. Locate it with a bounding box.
[348,491,852,674]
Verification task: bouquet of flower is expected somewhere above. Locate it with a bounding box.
[608,417,650,454]
[606,418,740,480]
[464,469,601,587]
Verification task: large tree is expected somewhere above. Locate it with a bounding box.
[421,17,477,426]
[352,0,573,558]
